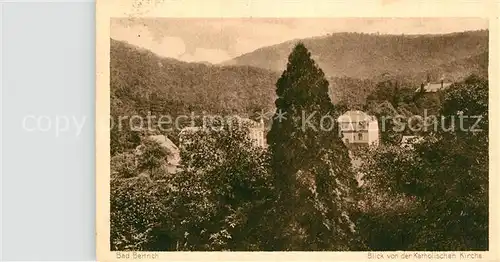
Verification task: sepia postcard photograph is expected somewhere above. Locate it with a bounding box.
[96,0,498,261]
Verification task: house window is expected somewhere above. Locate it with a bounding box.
[358,133,363,140]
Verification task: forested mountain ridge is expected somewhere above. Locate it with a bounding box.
[223,30,488,80]
[111,29,488,119]
[111,38,279,117]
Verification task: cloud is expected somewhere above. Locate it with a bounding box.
[180,48,231,64]
[160,37,186,58]
[111,23,186,58]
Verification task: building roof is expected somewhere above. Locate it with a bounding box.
[147,135,181,166]
[415,82,453,93]
[179,117,264,134]
[149,135,179,150]
[338,110,377,123]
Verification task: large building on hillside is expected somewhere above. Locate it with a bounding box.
[415,77,453,93]
[178,117,267,149]
[337,110,379,147]
[248,118,267,148]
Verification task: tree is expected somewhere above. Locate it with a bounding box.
[267,43,358,250]
[136,138,170,178]
[354,145,422,250]
[110,176,173,251]
[110,93,141,156]
[364,78,431,145]
[367,79,401,106]
[111,152,137,179]
[357,75,488,250]
[409,75,488,250]
[440,74,488,133]
[158,116,275,251]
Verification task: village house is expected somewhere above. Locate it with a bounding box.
[337,110,380,147]
[135,134,181,174]
[415,77,453,93]
[178,117,267,149]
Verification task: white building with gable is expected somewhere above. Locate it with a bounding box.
[337,110,379,147]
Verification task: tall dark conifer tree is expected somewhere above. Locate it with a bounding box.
[267,43,358,250]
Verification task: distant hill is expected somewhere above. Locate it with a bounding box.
[111,38,279,118]
[223,30,488,81]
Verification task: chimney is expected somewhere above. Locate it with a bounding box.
[420,83,425,93]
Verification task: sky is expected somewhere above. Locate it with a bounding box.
[110,18,488,64]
